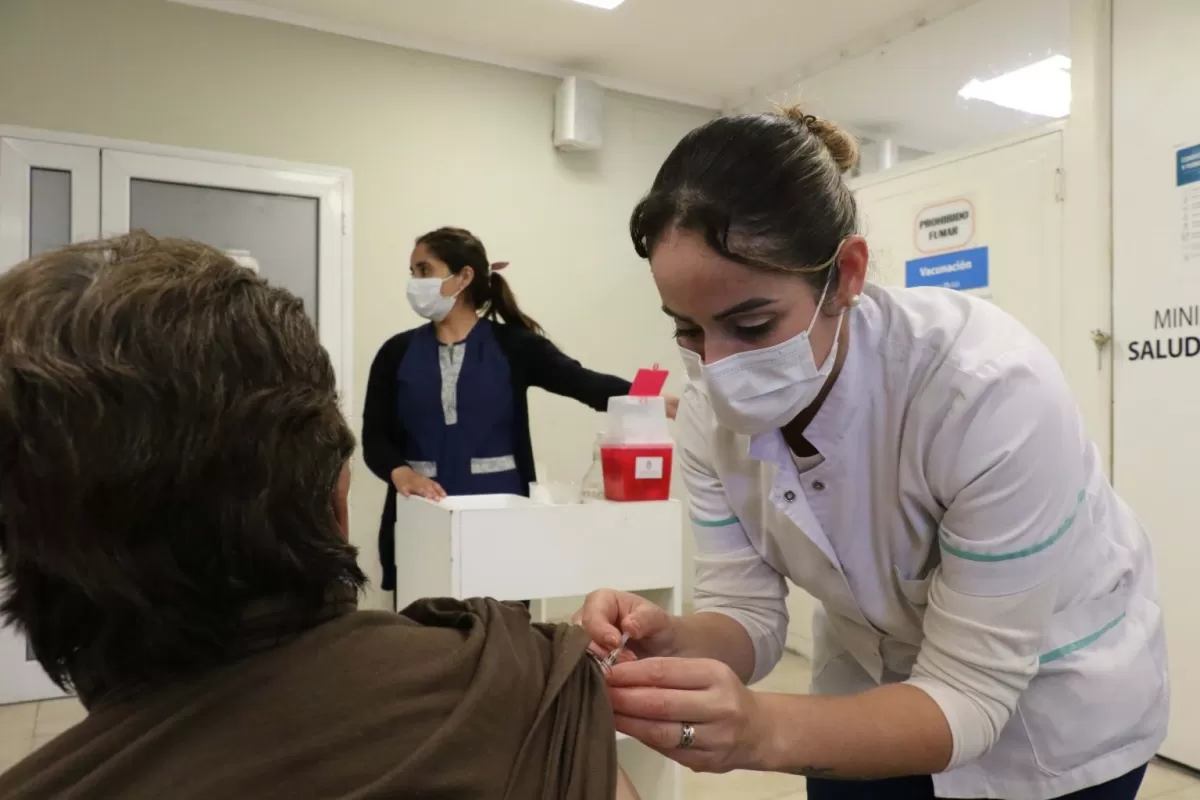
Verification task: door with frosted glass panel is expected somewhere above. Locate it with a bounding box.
[0,137,100,704]
[100,150,349,387]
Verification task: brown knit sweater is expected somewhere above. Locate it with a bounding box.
[0,597,618,799]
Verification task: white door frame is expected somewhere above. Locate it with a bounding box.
[0,136,103,704]
[0,125,355,413]
[849,121,1110,470]
[0,127,355,706]
[0,137,101,269]
[850,121,1068,191]
[100,149,352,411]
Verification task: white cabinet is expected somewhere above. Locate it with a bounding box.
[394,494,684,800]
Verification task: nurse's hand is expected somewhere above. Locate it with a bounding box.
[606,657,770,774]
[391,466,447,500]
[574,589,676,661]
[663,394,680,420]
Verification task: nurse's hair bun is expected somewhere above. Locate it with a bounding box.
[631,105,859,292]
[779,105,860,174]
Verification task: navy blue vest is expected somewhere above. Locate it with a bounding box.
[394,320,523,497]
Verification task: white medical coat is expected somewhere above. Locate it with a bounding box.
[679,284,1167,800]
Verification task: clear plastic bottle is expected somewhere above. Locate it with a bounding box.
[580,433,606,503]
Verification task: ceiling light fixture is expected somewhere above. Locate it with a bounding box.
[958,55,1072,118]
[571,0,626,9]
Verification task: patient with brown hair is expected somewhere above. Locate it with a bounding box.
[0,233,639,800]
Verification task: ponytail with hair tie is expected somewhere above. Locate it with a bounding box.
[485,260,544,336]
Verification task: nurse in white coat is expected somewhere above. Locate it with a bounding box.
[578,107,1167,800]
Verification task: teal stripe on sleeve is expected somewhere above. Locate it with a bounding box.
[940,490,1086,563]
[690,515,740,528]
[1039,613,1126,665]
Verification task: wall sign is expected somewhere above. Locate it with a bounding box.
[1176,144,1200,266]
[1126,302,1200,361]
[1177,143,1200,187]
[915,198,975,253]
[905,246,989,293]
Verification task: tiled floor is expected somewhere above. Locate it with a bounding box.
[1,652,1197,799]
[0,692,88,775]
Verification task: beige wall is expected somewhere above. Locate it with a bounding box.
[0,0,713,609]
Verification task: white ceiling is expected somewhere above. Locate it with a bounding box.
[172,0,1070,153]
[171,0,988,110]
[771,0,1070,154]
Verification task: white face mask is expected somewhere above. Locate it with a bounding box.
[678,346,703,381]
[700,272,845,436]
[406,276,459,322]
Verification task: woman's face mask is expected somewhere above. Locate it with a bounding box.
[657,230,850,436]
[690,270,843,436]
[679,347,703,382]
[408,244,468,322]
[406,276,459,321]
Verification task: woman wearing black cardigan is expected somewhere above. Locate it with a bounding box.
[362,227,677,591]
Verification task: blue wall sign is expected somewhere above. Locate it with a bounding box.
[1178,143,1200,187]
[905,246,989,292]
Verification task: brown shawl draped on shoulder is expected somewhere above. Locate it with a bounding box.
[0,597,618,800]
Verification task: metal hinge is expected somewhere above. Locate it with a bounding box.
[1055,168,1066,202]
[341,213,347,236]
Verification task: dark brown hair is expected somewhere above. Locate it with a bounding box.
[0,232,364,701]
[416,227,544,335]
[630,106,860,295]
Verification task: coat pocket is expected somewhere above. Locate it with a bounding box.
[893,564,933,607]
[1017,589,1167,777]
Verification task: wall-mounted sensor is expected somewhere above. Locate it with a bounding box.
[554,76,603,152]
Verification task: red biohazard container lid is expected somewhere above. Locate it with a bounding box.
[629,364,669,397]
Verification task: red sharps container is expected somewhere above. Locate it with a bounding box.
[600,396,674,502]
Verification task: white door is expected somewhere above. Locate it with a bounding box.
[783,130,1070,659]
[100,150,351,399]
[854,130,1067,360]
[0,137,100,705]
[0,138,99,268]
[1111,0,1200,770]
